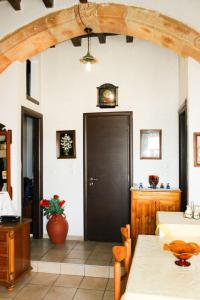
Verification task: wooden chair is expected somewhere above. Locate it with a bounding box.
[112,238,131,300]
[120,224,130,241]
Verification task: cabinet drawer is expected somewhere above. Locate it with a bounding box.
[0,270,8,281]
[0,243,7,255]
[0,232,8,242]
[0,256,8,268]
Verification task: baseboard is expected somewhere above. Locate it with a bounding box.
[42,234,84,241]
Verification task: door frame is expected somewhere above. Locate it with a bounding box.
[178,100,188,211]
[83,111,133,240]
[21,106,43,238]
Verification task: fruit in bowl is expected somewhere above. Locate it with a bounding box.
[163,240,200,267]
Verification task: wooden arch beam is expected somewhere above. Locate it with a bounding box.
[1,3,200,73]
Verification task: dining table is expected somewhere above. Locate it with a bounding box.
[156,211,200,238]
[122,234,200,300]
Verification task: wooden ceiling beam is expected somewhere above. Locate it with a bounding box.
[42,0,54,8]
[71,37,82,47]
[7,0,21,10]
[98,34,106,44]
[79,0,88,3]
[126,36,134,43]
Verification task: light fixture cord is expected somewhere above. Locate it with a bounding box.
[87,35,90,53]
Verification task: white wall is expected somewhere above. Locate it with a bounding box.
[41,36,179,237]
[0,58,42,214]
[178,57,188,107]
[1,0,200,37]
[188,58,200,204]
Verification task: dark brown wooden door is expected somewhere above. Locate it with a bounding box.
[179,102,188,211]
[21,107,43,239]
[84,112,132,242]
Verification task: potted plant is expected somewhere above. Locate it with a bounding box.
[40,195,68,244]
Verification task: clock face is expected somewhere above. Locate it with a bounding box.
[102,89,114,103]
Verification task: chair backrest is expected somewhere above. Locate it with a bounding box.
[120,224,130,241]
[121,224,131,272]
[112,238,131,300]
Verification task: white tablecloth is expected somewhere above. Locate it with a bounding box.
[156,212,200,237]
[0,191,16,215]
[122,235,200,300]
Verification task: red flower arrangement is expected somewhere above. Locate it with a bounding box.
[40,194,65,218]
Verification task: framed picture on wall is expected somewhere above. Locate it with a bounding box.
[193,132,200,166]
[140,129,162,159]
[56,130,76,159]
[97,83,118,108]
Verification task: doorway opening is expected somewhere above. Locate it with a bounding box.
[179,101,188,211]
[84,112,133,242]
[21,107,43,238]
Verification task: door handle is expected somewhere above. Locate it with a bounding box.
[88,177,98,182]
[88,177,98,186]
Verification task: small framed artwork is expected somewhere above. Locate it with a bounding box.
[140,129,162,159]
[97,83,118,108]
[56,130,76,159]
[193,132,200,166]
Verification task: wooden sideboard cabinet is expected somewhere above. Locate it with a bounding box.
[0,219,31,290]
[131,189,181,240]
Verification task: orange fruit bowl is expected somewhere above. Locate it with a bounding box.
[163,240,200,267]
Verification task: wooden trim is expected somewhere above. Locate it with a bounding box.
[193,132,200,167]
[178,99,187,114]
[21,106,43,239]
[6,130,12,199]
[83,111,133,240]
[26,96,39,106]
[140,129,162,160]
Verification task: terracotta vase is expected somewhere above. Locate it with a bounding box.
[47,214,68,244]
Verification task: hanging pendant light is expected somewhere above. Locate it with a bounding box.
[80,27,98,71]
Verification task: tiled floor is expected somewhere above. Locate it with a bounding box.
[31,239,116,278]
[0,272,114,299]
[31,239,115,265]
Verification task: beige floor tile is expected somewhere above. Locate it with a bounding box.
[52,241,77,250]
[40,255,65,262]
[74,242,97,251]
[95,242,115,250]
[54,274,83,288]
[85,265,110,278]
[91,248,113,254]
[29,272,59,285]
[66,250,91,259]
[106,279,114,291]
[15,284,49,300]
[43,286,76,300]
[37,261,61,273]
[103,290,114,300]
[60,262,84,275]
[46,249,68,255]
[86,258,111,266]
[89,253,112,260]
[62,258,87,264]
[31,261,38,272]
[31,254,44,260]
[15,272,37,288]
[0,285,22,299]
[73,288,104,300]
[80,277,108,291]
[31,248,49,256]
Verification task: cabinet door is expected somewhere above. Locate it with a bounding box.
[156,199,179,212]
[132,199,156,238]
